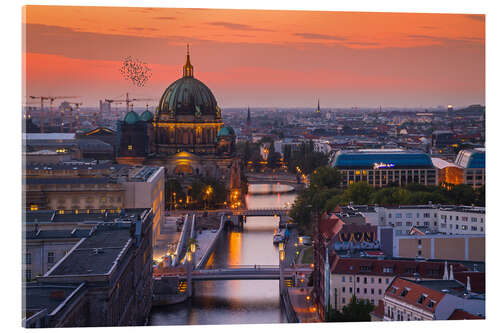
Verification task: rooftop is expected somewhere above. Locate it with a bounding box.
[47,224,133,276]
[25,208,149,225]
[332,149,433,169]
[455,148,485,169]
[23,283,85,316]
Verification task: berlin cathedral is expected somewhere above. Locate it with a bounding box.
[117,47,242,206]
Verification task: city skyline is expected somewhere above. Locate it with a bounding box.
[23,6,484,108]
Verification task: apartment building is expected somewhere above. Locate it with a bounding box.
[329,258,468,311]
[383,277,484,321]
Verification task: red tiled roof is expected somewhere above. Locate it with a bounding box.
[331,257,468,278]
[448,309,483,320]
[385,277,445,314]
[319,213,344,241]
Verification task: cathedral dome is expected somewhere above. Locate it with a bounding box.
[124,110,140,124]
[140,110,154,122]
[217,125,235,137]
[157,46,219,118]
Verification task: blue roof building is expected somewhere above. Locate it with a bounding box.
[331,149,437,188]
[332,149,434,169]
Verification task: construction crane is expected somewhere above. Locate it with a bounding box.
[29,95,79,133]
[59,102,83,132]
[104,92,155,114]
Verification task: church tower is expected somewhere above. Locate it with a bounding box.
[246,106,251,127]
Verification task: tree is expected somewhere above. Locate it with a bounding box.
[326,295,375,322]
[309,166,342,190]
[340,182,374,205]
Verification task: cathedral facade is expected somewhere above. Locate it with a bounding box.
[117,47,241,206]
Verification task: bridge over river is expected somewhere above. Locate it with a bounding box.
[155,265,312,281]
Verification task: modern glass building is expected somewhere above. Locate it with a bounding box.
[454,148,485,189]
[331,149,437,188]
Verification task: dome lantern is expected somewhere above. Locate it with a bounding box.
[183,44,194,78]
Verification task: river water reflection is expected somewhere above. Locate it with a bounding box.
[149,184,297,326]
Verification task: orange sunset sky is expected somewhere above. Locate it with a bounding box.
[22,5,485,108]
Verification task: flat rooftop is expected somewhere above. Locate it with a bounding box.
[25,208,149,224]
[47,225,132,276]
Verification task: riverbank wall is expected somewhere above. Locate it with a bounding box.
[280,288,299,323]
[152,276,188,306]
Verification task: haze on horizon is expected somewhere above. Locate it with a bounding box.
[23,6,485,109]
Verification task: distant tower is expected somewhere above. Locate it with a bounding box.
[315,99,321,113]
[246,106,251,127]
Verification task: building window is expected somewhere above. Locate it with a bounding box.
[423,213,430,218]
[395,213,402,219]
[371,288,374,295]
[471,226,477,231]
[29,204,38,211]
[417,294,427,304]
[471,217,477,222]
[371,277,374,283]
[364,288,367,294]
[25,253,31,265]
[406,213,412,218]
[356,288,360,293]
[25,269,31,281]
[349,276,353,282]
[342,297,346,304]
[128,145,133,151]
[342,287,346,293]
[388,213,392,218]
[386,278,389,284]
[356,277,360,283]
[378,278,382,284]
[364,277,367,284]
[379,289,382,295]
[456,224,459,229]
[47,252,55,264]
[349,287,352,293]
[462,225,468,230]
[418,239,422,245]
[417,250,422,256]
[406,222,412,226]
[342,276,345,282]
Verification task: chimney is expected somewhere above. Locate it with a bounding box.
[443,261,449,280]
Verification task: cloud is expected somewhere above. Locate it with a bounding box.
[207,21,273,32]
[294,33,346,41]
[127,27,159,31]
[154,16,176,21]
[407,34,483,44]
[419,26,438,30]
[463,14,485,22]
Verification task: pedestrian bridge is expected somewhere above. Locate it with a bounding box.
[155,265,312,281]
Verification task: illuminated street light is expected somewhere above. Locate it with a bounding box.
[279,250,285,261]
[190,242,196,253]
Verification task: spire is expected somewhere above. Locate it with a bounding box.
[443,261,449,280]
[449,265,454,280]
[183,44,194,77]
[246,106,251,125]
[316,99,321,113]
[466,276,471,293]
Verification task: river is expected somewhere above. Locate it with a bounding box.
[149,183,297,326]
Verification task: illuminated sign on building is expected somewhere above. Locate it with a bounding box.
[373,162,395,169]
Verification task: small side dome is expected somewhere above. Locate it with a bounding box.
[124,111,140,124]
[140,110,154,122]
[217,125,235,137]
